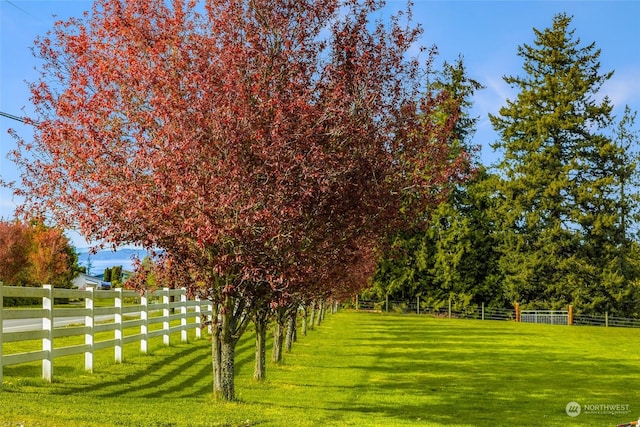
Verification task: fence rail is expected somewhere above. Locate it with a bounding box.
[0,284,212,388]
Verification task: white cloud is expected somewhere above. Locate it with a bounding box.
[599,67,640,110]
[477,76,515,116]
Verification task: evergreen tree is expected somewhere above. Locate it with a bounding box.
[601,106,640,315]
[432,56,484,162]
[111,265,123,287]
[370,168,505,310]
[490,13,635,314]
[370,231,434,301]
[428,168,505,308]
[371,57,484,304]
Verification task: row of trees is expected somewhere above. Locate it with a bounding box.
[0,220,80,300]
[6,0,471,401]
[371,14,640,317]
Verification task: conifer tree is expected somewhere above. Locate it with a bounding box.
[490,13,635,313]
[372,57,483,304]
[103,267,112,283]
[428,168,504,308]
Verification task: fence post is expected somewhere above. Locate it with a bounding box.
[448,297,451,319]
[163,288,170,346]
[114,288,123,363]
[85,285,95,372]
[605,311,609,327]
[195,295,202,339]
[141,291,148,354]
[482,302,485,321]
[180,288,188,343]
[515,302,520,322]
[42,284,53,382]
[0,282,4,388]
[568,305,573,326]
[416,296,420,315]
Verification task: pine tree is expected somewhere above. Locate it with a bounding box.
[490,13,634,313]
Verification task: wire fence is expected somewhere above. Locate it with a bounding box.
[573,313,640,328]
[355,299,640,329]
[356,299,515,321]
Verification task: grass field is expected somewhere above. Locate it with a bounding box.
[1,311,639,426]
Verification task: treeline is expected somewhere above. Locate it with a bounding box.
[369,14,640,317]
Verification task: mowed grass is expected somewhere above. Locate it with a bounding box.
[1,311,639,426]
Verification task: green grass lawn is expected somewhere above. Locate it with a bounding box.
[1,311,639,426]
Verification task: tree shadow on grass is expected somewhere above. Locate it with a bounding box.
[99,346,208,398]
[144,358,212,399]
[49,333,259,400]
[297,356,639,425]
[254,313,640,425]
[55,343,208,397]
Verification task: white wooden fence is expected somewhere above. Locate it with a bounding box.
[0,283,212,388]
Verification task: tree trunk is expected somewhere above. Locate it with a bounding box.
[253,310,268,381]
[219,331,235,401]
[309,301,316,331]
[301,306,308,336]
[272,310,285,363]
[285,310,296,353]
[292,312,298,343]
[213,294,240,401]
[211,302,222,397]
[316,299,324,326]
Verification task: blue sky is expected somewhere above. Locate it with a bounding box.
[1,0,639,247]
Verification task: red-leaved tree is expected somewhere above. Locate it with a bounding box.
[8,0,470,400]
[0,221,31,287]
[0,220,78,290]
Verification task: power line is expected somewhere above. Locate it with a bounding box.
[0,111,26,123]
[4,0,36,18]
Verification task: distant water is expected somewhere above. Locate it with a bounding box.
[76,248,150,275]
